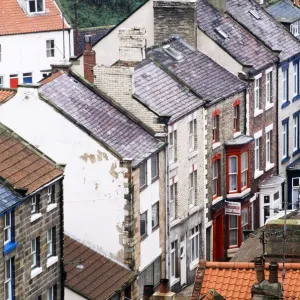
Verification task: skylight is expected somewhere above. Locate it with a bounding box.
[162,45,184,61]
[215,27,228,39]
[249,10,260,20]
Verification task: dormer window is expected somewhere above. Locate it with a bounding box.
[290,21,299,37]
[28,0,44,13]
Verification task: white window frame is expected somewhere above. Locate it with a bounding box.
[4,213,11,245]
[189,170,197,207]
[0,44,2,63]
[47,229,53,258]
[229,215,238,247]
[0,76,3,87]
[169,127,177,163]
[212,115,219,143]
[48,286,55,300]
[291,21,299,36]
[190,225,200,263]
[151,154,158,180]
[31,239,37,269]
[151,202,159,229]
[294,63,299,96]
[241,208,248,242]
[266,70,272,105]
[283,69,288,103]
[292,178,300,209]
[28,0,45,13]
[241,152,248,189]
[189,118,197,151]
[283,122,288,158]
[139,161,147,189]
[294,115,299,151]
[229,156,238,192]
[46,40,55,58]
[255,137,260,172]
[170,181,177,220]
[4,259,12,300]
[170,241,177,279]
[140,211,147,238]
[233,105,239,132]
[266,131,271,164]
[254,75,261,111]
[212,160,219,198]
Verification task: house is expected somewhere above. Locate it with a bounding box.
[266,0,300,38]
[0,0,73,88]
[0,67,166,297]
[0,122,64,299]
[191,258,300,299]
[64,234,136,300]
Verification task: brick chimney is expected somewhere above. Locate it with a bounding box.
[207,0,227,12]
[254,256,265,284]
[151,279,175,300]
[83,35,96,83]
[153,0,197,47]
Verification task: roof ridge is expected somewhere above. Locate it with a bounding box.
[79,25,114,30]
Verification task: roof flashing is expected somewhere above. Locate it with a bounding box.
[215,27,228,39]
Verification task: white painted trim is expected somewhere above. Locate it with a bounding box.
[30,213,42,223]
[265,67,273,74]
[254,73,262,79]
[254,108,263,118]
[31,267,42,279]
[254,170,264,179]
[205,220,213,228]
[189,259,199,271]
[212,196,223,205]
[265,163,275,172]
[265,123,273,133]
[212,142,221,150]
[233,131,241,138]
[227,188,251,199]
[46,203,57,213]
[47,256,58,268]
[170,277,180,287]
[265,102,274,111]
[254,130,263,139]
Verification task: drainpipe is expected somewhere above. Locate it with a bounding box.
[59,178,65,300]
[165,131,170,283]
[276,63,279,176]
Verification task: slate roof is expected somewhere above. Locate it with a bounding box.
[148,38,247,103]
[39,71,164,167]
[0,0,69,36]
[267,0,300,23]
[196,0,278,75]
[0,89,16,103]
[0,181,22,215]
[0,123,63,195]
[134,59,204,122]
[64,234,135,300]
[226,0,300,61]
[76,26,114,56]
[192,261,300,300]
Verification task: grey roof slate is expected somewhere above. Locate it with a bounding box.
[196,0,278,74]
[226,0,300,61]
[148,38,247,102]
[134,59,204,122]
[267,0,300,23]
[225,134,253,146]
[0,181,22,214]
[39,72,164,167]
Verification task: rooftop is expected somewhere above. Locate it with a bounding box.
[0,0,69,36]
[267,0,300,24]
[0,180,22,215]
[39,71,165,167]
[0,89,17,103]
[64,234,135,300]
[148,38,247,103]
[0,123,63,195]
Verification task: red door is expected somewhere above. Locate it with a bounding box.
[10,76,18,88]
[213,214,224,261]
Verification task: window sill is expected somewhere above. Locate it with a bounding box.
[152,225,159,233]
[213,196,223,204]
[140,234,148,242]
[47,256,58,268]
[140,184,148,192]
[188,149,198,160]
[281,156,290,164]
[31,267,42,279]
[3,241,17,256]
[233,131,241,138]
[170,218,181,228]
[189,205,200,216]
[254,109,263,118]
[281,100,290,109]
[30,213,42,223]
[190,259,199,271]
[265,102,274,111]
[151,176,159,184]
[292,94,300,102]
[265,163,274,172]
[169,161,179,171]
[170,277,180,287]
[47,203,57,213]
[254,170,264,179]
[227,188,251,199]
[212,142,221,150]
[293,148,300,157]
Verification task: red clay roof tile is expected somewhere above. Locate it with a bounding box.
[0,89,16,103]
[0,0,69,36]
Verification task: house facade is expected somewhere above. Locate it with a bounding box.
[0,122,64,299]
[0,0,73,88]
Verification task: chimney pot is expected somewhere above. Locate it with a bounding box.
[159,279,169,294]
[269,261,279,283]
[254,256,265,284]
[143,285,154,300]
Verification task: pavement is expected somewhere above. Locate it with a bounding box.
[176,284,194,299]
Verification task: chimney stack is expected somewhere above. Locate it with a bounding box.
[268,262,279,284]
[151,279,175,300]
[83,35,96,83]
[51,61,72,74]
[254,256,265,284]
[207,0,227,12]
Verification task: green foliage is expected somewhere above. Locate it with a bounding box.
[56,0,147,28]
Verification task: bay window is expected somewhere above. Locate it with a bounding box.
[229,156,237,192]
[241,152,248,189]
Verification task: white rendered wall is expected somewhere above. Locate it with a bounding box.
[72,0,154,74]
[65,288,86,300]
[139,158,161,271]
[0,87,127,260]
[0,30,73,87]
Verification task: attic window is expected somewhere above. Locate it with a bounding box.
[215,27,228,39]
[29,0,44,13]
[249,10,260,20]
[163,45,183,61]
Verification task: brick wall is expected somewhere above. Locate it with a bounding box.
[0,179,63,299]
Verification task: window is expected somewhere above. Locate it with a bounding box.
[47,185,56,204]
[47,285,57,300]
[0,76,3,87]
[233,105,239,132]
[294,115,299,151]
[152,203,159,229]
[4,258,13,300]
[241,152,248,189]
[23,73,32,84]
[229,215,238,247]
[0,44,1,62]
[212,160,220,198]
[169,129,177,162]
[170,241,177,279]
[151,154,158,180]
[47,227,56,257]
[266,131,271,164]
[291,21,299,36]
[46,40,55,57]
[242,208,249,242]
[170,181,177,220]
[140,211,147,238]
[31,194,40,214]
[283,68,288,103]
[282,121,289,159]
[229,156,237,192]
[4,213,11,245]
[292,178,300,209]
[140,162,147,189]
[266,71,272,105]
[254,77,261,111]
[212,115,219,143]
[294,63,299,96]
[254,137,260,172]
[31,237,40,269]
[189,170,197,206]
[190,225,200,262]
[189,119,197,151]
[29,0,44,13]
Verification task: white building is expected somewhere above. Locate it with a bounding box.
[0,0,73,88]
